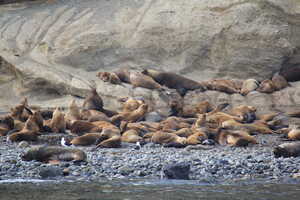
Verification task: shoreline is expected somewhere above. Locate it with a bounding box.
[1,134,300,183]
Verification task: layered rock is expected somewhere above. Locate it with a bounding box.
[0,0,299,111]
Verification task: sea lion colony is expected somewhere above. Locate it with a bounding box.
[1,69,300,163]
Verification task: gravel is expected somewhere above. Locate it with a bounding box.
[1,134,300,183]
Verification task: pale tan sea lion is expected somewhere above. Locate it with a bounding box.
[240,79,259,96]
[256,79,275,93]
[121,129,143,143]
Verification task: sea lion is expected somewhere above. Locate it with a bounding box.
[121,129,143,143]
[69,133,102,146]
[82,88,104,111]
[221,119,274,134]
[97,72,122,84]
[279,64,300,82]
[271,73,289,91]
[230,105,256,123]
[118,97,145,113]
[204,79,241,94]
[240,79,259,96]
[287,111,300,118]
[95,127,121,148]
[0,115,14,136]
[49,107,66,133]
[10,99,30,122]
[65,100,81,128]
[80,109,110,122]
[21,146,87,163]
[287,125,300,140]
[216,129,257,147]
[113,68,131,83]
[186,129,208,145]
[111,104,148,123]
[70,120,101,135]
[257,113,279,122]
[159,117,191,131]
[256,79,275,93]
[151,131,187,146]
[273,142,300,158]
[129,71,163,90]
[142,69,205,96]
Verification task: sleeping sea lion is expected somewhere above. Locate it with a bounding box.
[273,142,300,158]
[129,71,163,90]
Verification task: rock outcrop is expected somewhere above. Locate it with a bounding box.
[0,0,300,111]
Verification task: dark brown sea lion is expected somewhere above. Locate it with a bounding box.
[271,73,289,91]
[279,65,300,82]
[273,142,300,158]
[141,69,205,95]
[113,68,131,83]
[82,88,104,111]
[129,72,163,90]
[256,79,275,93]
[21,146,87,163]
[204,79,241,94]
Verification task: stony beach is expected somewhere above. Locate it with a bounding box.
[1,132,300,183]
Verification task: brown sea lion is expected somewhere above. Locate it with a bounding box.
[111,104,148,123]
[287,111,300,118]
[151,131,187,146]
[82,88,104,111]
[216,129,257,147]
[257,113,279,122]
[221,119,274,134]
[186,129,208,145]
[97,72,122,84]
[21,146,87,162]
[70,120,101,135]
[204,79,241,94]
[129,71,163,90]
[69,133,102,146]
[256,79,275,93]
[230,105,256,123]
[118,97,144,113]
[10,98,30,122]
[65,100,81,128]
[240,79,259,96]
[121,129,143,143]
[95,127,121,148]
[141,69,205,95]
[159,117,191,131]
[271,73,289,91]
[181,101,213,118]
[0,115,14,136]
[273,142,300,158]
[81,109,110,122]
[49,107,66,133]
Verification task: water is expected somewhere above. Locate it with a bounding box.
[1,178,300,200]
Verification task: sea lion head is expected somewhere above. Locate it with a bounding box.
[97,72,110,82]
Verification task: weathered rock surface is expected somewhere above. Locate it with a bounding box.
[0,0,300,111]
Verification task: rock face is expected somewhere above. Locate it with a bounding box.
[0,0,300,110]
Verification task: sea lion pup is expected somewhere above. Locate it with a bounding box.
[111,103,149,123]
[256,79,276,93]
[230,105,257,123]
[65,99,81,128]
[118,97,144,113]
[81,109,110,122]
[48,107,66,133]
[273,142,300,158]
[82,87,104,111]
[0,115,14,136]
[121,129,143,143]
[97,72,122,84]
[216,129,257,147]
[21,146,87,163]
[129,71,163,90]
[141,69,206,96]
[271,73,289,91]
[95,127,121,148]
[240,79,259,96]
[151,131,187,146]
[204,79,241,94]
[67,133,102,146]
[287,125,300,140]
[221,119,274,134]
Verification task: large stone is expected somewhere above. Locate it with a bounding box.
[163,162,190,180]
[0,0,299,111]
